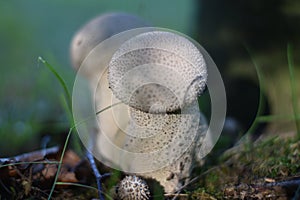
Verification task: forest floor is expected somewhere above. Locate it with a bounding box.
[0,132,299,200]
[188,133,300,200]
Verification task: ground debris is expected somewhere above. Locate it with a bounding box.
[0,146,91,199]
[196,136,300,199]
[224,183,288,200]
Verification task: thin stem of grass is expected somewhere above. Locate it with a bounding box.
[72,102,122,130]
[46,102,121,200]
[47,127,73,200]
[96,102,122,115]
[55,182,113,200]
[244,45,266,136]
[60,93,74,126]
[55,181,98,190]
[287,44,300,138]
[256,113,300,123]
[38,57,122,199]
[38,57,73,125]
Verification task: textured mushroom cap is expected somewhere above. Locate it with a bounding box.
[70,12,149,72]
[116,175,150,200]
[108,31,207,113]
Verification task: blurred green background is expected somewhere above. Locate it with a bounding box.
[0,0,198,156]
[0,0,299,156]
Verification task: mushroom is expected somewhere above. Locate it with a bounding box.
[107,31,208,192]
[116,175,150,200]
[71,13,210,194]
[70,12,150,73]
[70,12,150,165]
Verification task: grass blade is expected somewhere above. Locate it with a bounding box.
[244,45,266,136]
[38,57,72,121]
[46,103,120,199]
[47,126,73,200]
[287,44,300,138]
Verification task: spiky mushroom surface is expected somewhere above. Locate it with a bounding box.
[116,175,150,200]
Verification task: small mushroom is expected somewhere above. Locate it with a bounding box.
[116,175,150,200]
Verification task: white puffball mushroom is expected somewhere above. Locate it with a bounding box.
[70,12,150,73]
[107,30,209,193]
[70,14,211,194]
[108,31,207,113]
[116,175,150,200]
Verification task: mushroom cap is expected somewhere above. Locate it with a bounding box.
[108,31,207,113]
[70,12,149,72]
[116,175,150,200]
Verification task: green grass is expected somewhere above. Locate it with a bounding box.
[38,58,80,199]
[38,58,125,199]
[244,44,299,137]
[287,44,300,138]
[38,57,73,126]
[38,58,82,199]
[244,45,268,138]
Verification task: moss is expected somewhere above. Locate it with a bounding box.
[192,136,300,198]
[189,187,218,200]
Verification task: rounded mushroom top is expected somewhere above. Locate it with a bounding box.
[70,12,149,72]
[116,175,150,200]
[108,31,207,113]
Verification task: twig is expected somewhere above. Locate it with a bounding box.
[0,146,59,164]
[264,179,300,188]
[86,150,110,200]
[164,193,188,198]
